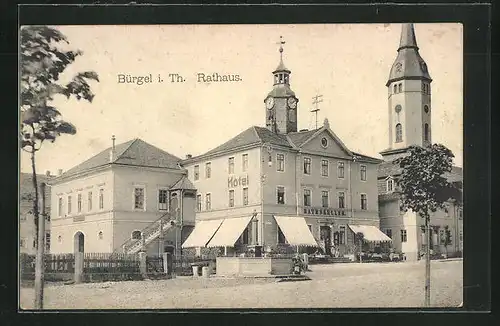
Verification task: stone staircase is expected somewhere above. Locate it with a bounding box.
[117,212,177,255]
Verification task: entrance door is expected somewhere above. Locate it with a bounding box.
[74,231,85,253]
[320,226,332,255]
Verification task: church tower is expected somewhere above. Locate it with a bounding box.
[264,36,299,134]
[381,24,432,161]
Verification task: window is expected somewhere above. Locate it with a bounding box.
[422,83,425,93]
[439,229,445,245]
[277,186,285,204]
[242,154,248,172]
[195,194,201,211]
[88,192,93,211]
[459,230,463,242]
[229,190,235,207]
[424,123,429,141]
[321,190,329,208]
[205,162,211,178]
[77,193,82,213]
[134,187,145,210]
[360,165,367,181]
[321,159,329,177]
[194,165,200,181]
[158,189,168,210]
[45,232,50,251]
[360,194,367,210]
[337,162,345,178]
[276,153,285,172]
[395,123,403,142]
[398,83,402,93]
[58,197,63,216]
[387,178,394,193]
[277,227,286,244]
[321,137,328,148]
[99,189,104,210]
[303,157,311,175]
[228,157,235,174]
[424,105,429,114]
[67,196,72,214]
[393,84,397,93]
[57,235,62,243]
[338,192,345,209]
[205,193,211,210]
[33,239,36,248]
[303,189,311,207]
[400,230,407,242]
[132,231,142,240]
[98,231,103,240]
[339,226,346,245]
[20,238,26,248]
[243,187,249,206]
[307,225,312,234]
[385,229,392,239]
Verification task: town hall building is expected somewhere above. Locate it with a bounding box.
[181,39,389,257]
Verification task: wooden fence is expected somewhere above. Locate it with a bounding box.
[83,252,142,282]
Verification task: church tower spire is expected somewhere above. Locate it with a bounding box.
[381,23,433,161]
[264,36,299,134]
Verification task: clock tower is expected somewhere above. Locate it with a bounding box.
[264,36,299,134]
[381,23,432,161]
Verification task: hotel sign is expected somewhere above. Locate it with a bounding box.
[228,175,249,188]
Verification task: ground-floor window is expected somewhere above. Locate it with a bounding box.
[339,226,346,244]
[400,229,407,243]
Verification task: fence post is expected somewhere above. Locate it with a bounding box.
[163,252,173,278]
[139,251,148,280]
[74,252,84,283]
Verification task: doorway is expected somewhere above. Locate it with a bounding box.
[320,226,332,255]
[74,231,85,254]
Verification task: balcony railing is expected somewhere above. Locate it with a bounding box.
[303,206,346,217]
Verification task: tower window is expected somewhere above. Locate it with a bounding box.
[424,105,429,114]
[395,123,403,143]
[398,83,402,93]
[424,123,430,142]
[393,84,397,94]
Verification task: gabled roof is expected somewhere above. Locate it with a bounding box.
[55,138,182,180]
[170,175,196,191]
[193,126,292,159]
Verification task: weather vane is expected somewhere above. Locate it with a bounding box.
[276,36,286,59]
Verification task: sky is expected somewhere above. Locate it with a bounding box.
[20,23,463,174]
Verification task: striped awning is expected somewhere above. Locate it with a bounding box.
[348,224,392,242]
[181,219,224,248]
[274,215,318,247]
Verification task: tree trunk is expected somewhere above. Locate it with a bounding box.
[425,217,431,307]
[31,147,40,248]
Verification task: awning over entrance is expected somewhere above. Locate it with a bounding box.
[274,215,318,247]
[206,216,254,248]
[181,219,224,248]
[348,224,392,242]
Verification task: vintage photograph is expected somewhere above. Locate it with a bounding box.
[19,23,463,309]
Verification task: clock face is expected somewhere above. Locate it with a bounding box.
[395,62,403,73]
[287,97,297,109]
[266,97,275,109]
[420,61,428,73]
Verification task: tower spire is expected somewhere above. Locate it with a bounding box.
[398,23,418,50]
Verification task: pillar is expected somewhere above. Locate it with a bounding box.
[139,251,148,279]
[74,252,84,284]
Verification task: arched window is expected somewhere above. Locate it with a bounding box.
[424,105,429,114]
[395,123,403,143]
[398,83,402,93]
[98,231,103,240]
[393,84,397,93]
[386,177,394,193]
[131,230,142,240]
[424,123,430,141]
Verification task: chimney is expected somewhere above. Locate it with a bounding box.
[57,169,63,176]
[45,170,51,177]
[186,154,192,159]
[109,135,116,162]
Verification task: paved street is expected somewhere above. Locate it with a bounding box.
[19,259,462,309]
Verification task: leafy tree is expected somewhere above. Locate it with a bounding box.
[20,26,99,247]
[394,144,460,306]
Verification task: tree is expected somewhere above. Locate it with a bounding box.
[20,26,99,247]
[394,144,460,307]
[441,225,452,257]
